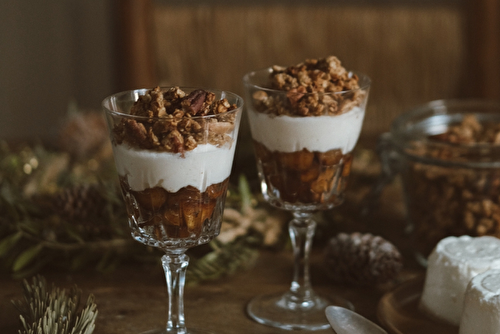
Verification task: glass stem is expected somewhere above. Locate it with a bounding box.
[288,211,316,305]
[162,252,189,333]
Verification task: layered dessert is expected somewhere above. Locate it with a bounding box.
[419,235,500,326]
[245,56,369,208]
[459,269,500,334]
[110,87,240,246]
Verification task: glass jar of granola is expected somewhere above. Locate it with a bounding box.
[377,99,500,264]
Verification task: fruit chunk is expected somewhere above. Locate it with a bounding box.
[206,182,226,199]
[317,149,343,166]
[132,187,168,210]
[280,149,315,171]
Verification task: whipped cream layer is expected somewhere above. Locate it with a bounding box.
[247,106,365,153]
[459,269,500,334]
[112,142,236,193]
[419,235,500,326]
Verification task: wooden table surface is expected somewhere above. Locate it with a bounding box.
[0,167,424,334]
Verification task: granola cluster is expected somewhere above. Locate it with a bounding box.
[431,114,500,144]
[403,114,500,256]
[113,87,237,154]
[254,141,352,205]
[251,56,365,116]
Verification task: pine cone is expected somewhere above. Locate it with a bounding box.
[324,232,403,285]
[52,184,107,222]
[58,111,109,160]
[33,184,111,237]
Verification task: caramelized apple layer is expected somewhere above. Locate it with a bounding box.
[120,176,229,240]
[253,140,352,206]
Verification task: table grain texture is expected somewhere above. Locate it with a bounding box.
[0,173,423,334]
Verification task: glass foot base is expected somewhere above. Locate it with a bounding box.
[247,291,353,331]
[140,328,214,334]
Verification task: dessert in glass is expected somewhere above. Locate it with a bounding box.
[243,56,371,330]
[103,86,243,334]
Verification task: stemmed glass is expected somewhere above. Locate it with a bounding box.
[243,65,371,330]
[103,87,243,334]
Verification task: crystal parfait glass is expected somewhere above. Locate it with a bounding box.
[243,61,371,331]
[103,87,243,334]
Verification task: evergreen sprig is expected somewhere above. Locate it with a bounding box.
[187,236,261,284]
[12,275,97,334]
[0,141,137,277]
[0,139,277,282]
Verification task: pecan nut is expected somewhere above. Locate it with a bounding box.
[182,89,207,115]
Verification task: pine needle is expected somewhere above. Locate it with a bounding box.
[12,275,98,334]
[187,238,260,284]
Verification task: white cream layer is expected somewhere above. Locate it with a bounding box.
[419,235,500,326]
[247,106,365,153]
[459,269,500,334]
[112,142,236,193]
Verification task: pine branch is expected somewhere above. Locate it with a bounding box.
[187,237,260,284]
[12,275,98,334]
[0,140,281,282]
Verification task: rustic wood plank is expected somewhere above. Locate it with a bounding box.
[0,178,422,334]
[151,4,465,136]
[116,0,158,91]
[463,0,500,99]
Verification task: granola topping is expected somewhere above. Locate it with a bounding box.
[112,86,238,153]
[250,56,366,117]
[430,114,500,144]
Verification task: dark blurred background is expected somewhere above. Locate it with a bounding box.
[1,0,498,145]
[0,1,115,141]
